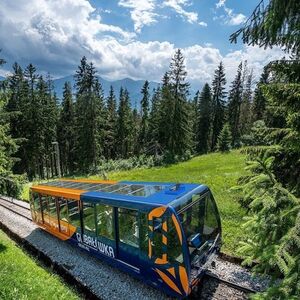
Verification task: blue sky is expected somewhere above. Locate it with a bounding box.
[0,0,284,88]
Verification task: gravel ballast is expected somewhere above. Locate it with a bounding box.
[0,205,168,300]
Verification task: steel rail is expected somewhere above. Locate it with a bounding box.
[204,270,257,294]
[0,197,32,221]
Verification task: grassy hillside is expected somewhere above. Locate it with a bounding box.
[0,230,79,300]
[90,150,248,255]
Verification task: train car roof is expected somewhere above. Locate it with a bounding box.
[31,179,208,206]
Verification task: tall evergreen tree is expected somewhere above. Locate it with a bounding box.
[168,49,192,156]
[24,63,44,179]
[104,86,117,159]
[139,80,150,153]
[239,69,253,137]
[57,82,75,174]
[148,87,162,155]
[211,62,227,150]
[116,88,133,158]
[159,72,174,152]
[74,58,105,171]
[252,66,269,121]
[227,62,243,146]
[196,83,213,153]
[0,55,23,197]
[191,90,200,151]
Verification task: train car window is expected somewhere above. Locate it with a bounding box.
[139,212,148,255]
[203,195,219,241]
[118,208,139,248]
[48,197,57,218]
[30,192,41,222]
[40,195,50,224]
[179,193,220,260]
[58,198,69,234]
[152,217,164,258]
[68,200,81,228]
[83,202,96,234]
[96,204,114,239]
[167,218,183,263]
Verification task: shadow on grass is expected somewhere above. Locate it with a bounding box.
[0,242,7,253]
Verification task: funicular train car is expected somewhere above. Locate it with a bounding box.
[30,179,221,298]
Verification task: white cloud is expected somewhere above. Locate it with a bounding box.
[162,0,207,26]
[0,0,284,91]
[118,0,158,33]
[118,0,207,32]
[215,0,247,26]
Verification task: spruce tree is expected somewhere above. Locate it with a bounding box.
[24,63,44,179]
[191,90,199,152]
[217,123,232,152]
[252,67,269,121]
[139,80,150,153]
[104,86,117,159]
[148,87,162,156]
[227,62,243,146]
[230,0,300,56]
[57,82,75,174]
[0,56,23,197]
[239,69,253,137]
[74,58,105,172]
[159,72,174,152]
[211,62,227,150]
[168,49,192,156]
[196,83,212,154]
[116,88,133,158]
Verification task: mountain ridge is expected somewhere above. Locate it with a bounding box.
[52,76,160,106]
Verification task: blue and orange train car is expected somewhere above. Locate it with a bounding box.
[30,179,221,298]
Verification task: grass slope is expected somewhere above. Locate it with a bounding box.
[91,150,248,255]
[0,230,79,300]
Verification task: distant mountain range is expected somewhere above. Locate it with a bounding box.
[0,75,198,106]
[53,75,160,107]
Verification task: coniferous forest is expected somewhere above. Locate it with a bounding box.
[0,0,299,298]
[1,51,261,182]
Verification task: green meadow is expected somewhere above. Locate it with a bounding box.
[0,230,79,300]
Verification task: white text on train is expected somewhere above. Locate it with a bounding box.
[76,233,115,258]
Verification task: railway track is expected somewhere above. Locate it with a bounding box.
[0,196,32,221]
[0,195,264,299]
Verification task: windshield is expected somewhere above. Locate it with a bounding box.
[177,192,220,262]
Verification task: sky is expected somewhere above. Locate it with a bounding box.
[0,0,285,89]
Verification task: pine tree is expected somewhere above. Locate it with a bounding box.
[190,90,199,152]
[24,63,44,179]
[148,87,162,156]
[104,86,117,159]
[57,82,75,174]
[116,88,133,158]
[159,72,174,152]
[0,56,23,197]
[168,49,192,156]
[230,0,300,56]
[211,62,227,150]
[196,83,213,153]
[74,58,105,171]
[139,80,150,153]
[227,62,243,146]
[217,123,232,152]
[252,66,269,121]
[239,69,253,137]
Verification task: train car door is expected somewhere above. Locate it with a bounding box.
[116,208,140,269]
